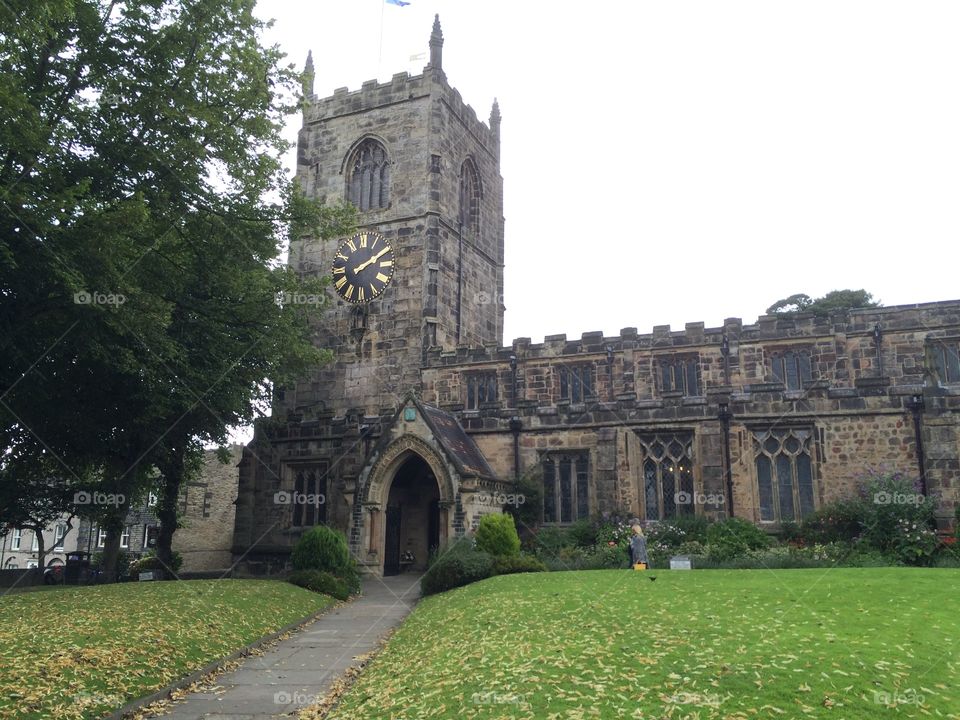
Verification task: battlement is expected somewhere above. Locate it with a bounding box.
[304,70,432,124]
[424,299,960,366]
[304,71,497,153]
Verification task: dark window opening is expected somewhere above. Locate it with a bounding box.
[658,357,700,396]
[638,433,695,520]
[459,159,481,233]
[754,428,816,522]
[930,340,960,384]
[542,453,589,523]
[347,139,390,211]
[559,364,594,403]
[770,350,813,391]
[292,467,328,527]
[466,372,498,409]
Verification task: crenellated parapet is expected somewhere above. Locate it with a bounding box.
[421,300,960,420]
[425,300,960,366]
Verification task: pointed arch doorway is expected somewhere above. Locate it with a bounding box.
[383,454,442,575]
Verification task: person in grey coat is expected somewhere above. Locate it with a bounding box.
[630,524,648,566]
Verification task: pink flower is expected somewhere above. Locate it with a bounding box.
[608,541,617,547]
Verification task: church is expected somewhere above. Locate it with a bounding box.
[231,17,960,576]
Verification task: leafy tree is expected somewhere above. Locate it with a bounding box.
[765,294,813,315]
[0,450,81,580]
[766,289,879,317]
[0,0,354,579]
[806,289,880,316]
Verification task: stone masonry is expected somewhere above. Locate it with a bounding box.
[229,17,960,577]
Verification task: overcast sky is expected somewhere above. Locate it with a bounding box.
[255,0,960,344]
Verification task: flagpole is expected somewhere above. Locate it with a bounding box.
[378,0,385,77]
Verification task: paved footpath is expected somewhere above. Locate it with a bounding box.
[154,573,421,719]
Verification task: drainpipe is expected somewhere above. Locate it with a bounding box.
[509,417,523,490]
[721,333,731,385]
[907,394,927,495]
[718,402,735,518]
[509,354,522,489]
[606,345,615,401]
[456,221,463,343]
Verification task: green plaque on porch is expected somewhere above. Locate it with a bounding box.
[403,408,416,421]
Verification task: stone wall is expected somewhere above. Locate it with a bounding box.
[422,301,960,529]
[172,445,243,572]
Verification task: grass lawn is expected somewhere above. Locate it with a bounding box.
[327,568,959,719]
[0,579,335,720]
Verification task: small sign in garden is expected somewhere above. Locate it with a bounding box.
[670,555,692,570]
[139,571,156,581]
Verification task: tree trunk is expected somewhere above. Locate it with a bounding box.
[98,524,123,583]
[32,526,46,584]
[97,479,131,583]
[155,445,185,581]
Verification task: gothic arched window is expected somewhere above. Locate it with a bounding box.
[459,158,481,233]
[346,138,390,212]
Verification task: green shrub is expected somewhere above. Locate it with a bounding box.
[92,550,132,573]
[288,569,350,601]
[594,516,634,549]
[646,515,713,553]
[530,526,570,556]
[511,469,543,529]
[857,471,937,564]
[676,540,706,556]
[541,544,629,571]
[887,518,939,566]
[421,547,493,595]
[798,500,865,545]
[933,553,960,568]
[705,517,772,561]
[290,525,360,591]
[567,519,597,548]
[491,554,548,575]
[475,513,521,557]
[291,525,351,573]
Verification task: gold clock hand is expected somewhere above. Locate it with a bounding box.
[352,247,391,274]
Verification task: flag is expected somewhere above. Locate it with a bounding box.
[386,0,410,6]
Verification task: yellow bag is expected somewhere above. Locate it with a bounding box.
[633,562,647,571]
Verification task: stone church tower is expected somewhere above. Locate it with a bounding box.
[232,17,512,575]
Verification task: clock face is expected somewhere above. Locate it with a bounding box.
[330,231,395,303]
